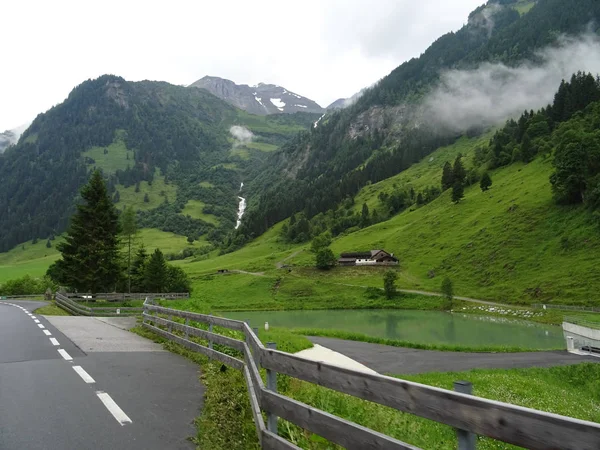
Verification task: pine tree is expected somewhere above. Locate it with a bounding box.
[50,170,121,293]
[46,239,52,248]
[383,270,398,299]
[120,206,138,293]
[130,246,148,292]
[143,193,149,203]
[451,181,464,204]
[441,161,454,191]
[144,248,168,292]
[360,203,370,227]
[480,172,492,191]
[452,155,466,184]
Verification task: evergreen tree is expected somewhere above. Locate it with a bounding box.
[360,203,370,227]
[46,239,52,248]
[120,206,138,293]
[451,181,464,204]
[144,248,168,292]
[143,193,149,203]
[112,190,121,203]
[49,170,121,293]
[452,155,466,184]
[383,270,398,299]
[130,246,148,292]
[441,277,454,309]
[480,172,492,191]
[520,133,535,163]
[441,161,454,191]
[166,266,192,292]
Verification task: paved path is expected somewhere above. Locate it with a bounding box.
[0,300,203,450]
[307,336,598,374]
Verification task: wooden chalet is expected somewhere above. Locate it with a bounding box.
[338,250,398,266]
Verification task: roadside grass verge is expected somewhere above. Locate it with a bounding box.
[289,328,553,353]
[34,302,71,316]
[131,324,311,449]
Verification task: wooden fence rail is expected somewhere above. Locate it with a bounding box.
[533,303,600,312]
[56,293,144,317]
[142,300,600,450]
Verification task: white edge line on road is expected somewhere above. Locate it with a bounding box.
[34,319,40,323]
[43,329,52,336]
[50,337,59,346]
[73,366,96,383]
[31,316,36,319]
[37,324,45,329]
[58,349,72,361]
[96,391,132,425]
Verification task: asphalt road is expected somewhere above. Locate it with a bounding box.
[308,336,599,374]
[0,300,203,450]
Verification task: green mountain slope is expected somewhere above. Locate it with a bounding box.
[0,75,318,252]
[238,0,600,242]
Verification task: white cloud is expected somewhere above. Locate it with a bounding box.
[423,34,600,131]
[0,0,483,131]
[229,125,253,146]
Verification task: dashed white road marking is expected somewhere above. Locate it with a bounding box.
[73,366,96,383]
[34,319,40,323]
[37,324,45,329]
[96,391,132,425]
[58,349,72,361]
[50,338,59,346]
[43,329,52,336]
[31,316,36,319]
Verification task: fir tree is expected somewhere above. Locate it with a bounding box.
[451,181,464,204]
[144,248,168,292]
[130,246,148,292]
[441,161,454,191]
[360,203,370,227]
[383,270,398,299]
[49,170,121,293]
[480,172,492,191]
[453,155,466,184]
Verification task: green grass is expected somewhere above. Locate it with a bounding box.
[245,141,279,152]
[181,200,219,225]
[82,130,133,174]
[137,228,198,254]
[230,147,250,160]
[34,302,71,316]
[0,238,61,282]
[290,328,552,352]
[513,0,536,15]
[281,363,600,449]
[116,172,177,211]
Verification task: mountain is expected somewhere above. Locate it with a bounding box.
[326,89,367,110]
[189,76,325,116]
[0,123,29,153]
[237,0,600,243]
[0,75,319,252]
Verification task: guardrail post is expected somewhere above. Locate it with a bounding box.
[454,381,476,450]
[266,342,278,435]
[168,315,173,333]
[185,318,190,339]
[209,321,213,350]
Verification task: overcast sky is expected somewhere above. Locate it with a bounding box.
[0,0,484,131]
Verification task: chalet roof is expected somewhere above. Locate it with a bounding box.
[338,257,358,263]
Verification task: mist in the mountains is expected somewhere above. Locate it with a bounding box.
[229,125,253,147]
[423,34,600,132]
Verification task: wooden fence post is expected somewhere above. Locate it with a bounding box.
[454,381,476,450]
[266,342,278,435]
[209,322,213,350]
[185,318,189,339]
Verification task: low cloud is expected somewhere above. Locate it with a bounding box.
[229,125,253,147]
[423,34,600,132]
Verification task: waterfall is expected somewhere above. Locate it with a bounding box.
[235,182,246,229]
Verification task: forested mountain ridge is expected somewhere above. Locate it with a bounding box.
[238,0,600,244]
[0,75,319,252]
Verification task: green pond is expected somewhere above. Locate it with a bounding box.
[224,309,565,349]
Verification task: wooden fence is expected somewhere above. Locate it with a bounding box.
[142,300,600,450]
[65,292,189,302]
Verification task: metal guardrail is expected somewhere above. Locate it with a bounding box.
[533,303,600,312]
[142,300,600,450]
[56,293,144,316]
